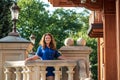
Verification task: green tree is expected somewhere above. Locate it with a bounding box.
[0,0,13,38]
[47,8,83,48]
[17,0,49,49]
[17,0,83,49]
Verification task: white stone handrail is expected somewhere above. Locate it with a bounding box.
[4,60,77,80]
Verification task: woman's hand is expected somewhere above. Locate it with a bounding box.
[25,57,32,61]
[58,55,67,60]
[25,55,39,61]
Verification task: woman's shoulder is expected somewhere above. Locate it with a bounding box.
[38,45,43,49]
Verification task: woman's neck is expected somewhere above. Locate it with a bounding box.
[46,44,50,48]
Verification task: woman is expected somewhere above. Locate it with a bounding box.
[25,33,65,80]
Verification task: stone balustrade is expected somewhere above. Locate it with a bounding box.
[4,60,77,80]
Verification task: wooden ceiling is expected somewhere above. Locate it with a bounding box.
[48,0,103,10]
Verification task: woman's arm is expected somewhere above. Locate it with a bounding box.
[25,55,39,61]
[58,55,67,60]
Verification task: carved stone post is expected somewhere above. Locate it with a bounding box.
[26,66,32,80]
[78,60,87,80]
[14,67,21,80]
[22,67,27,80]
[4,67,12,80]
[40,66,47,80]
[54,66,61,80]
[0,36,33,80]
[59,46,92,80]
[33,66,40,80]
[67,66,75,80]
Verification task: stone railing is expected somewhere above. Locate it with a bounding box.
[4,60,77,80]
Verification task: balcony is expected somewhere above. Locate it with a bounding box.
[4,60,76,80]
[4,60,89,80]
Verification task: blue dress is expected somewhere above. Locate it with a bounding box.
[36,46,61,77]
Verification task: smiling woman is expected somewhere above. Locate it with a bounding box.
[25,33,66,80]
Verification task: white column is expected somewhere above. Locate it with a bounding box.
[33,66,40,80]
[67,66,75,80]
[26,66,32,80]
[14,67,21,80]
[40,66,47,80]
[54,66,61,80]
[22,67,27,80]
[78,60,87,80]
[4,67,12,80]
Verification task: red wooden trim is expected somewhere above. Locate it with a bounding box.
[116,0,120,80]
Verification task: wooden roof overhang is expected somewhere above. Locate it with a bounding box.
[48,0,103,38]
[88,11,103,38]
[87,23,103,38]
[48,0,103,10]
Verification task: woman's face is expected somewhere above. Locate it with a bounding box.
[45,35,51,44]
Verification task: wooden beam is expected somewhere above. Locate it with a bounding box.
[104,0,116,14]
[103,14,117,80]
[103,0,117,79]
[116,0,120,80]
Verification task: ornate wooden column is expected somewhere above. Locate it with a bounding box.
[103,0,117,80]
[116,0,120,80]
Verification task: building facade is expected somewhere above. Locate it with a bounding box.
[48,0,120,80]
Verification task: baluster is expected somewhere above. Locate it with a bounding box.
[26,66,32,80]
[40,66,47,80]
[14,67,21,80]
[22,67,27,80]
[78,60,87,80]
[67,66,75,80]
[54,66,61,80]
[32,66,40,80]
[4,67,12,80]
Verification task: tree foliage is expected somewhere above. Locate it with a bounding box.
[17,0,83,49]
[0,0,13,38]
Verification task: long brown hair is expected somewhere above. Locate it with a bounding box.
[39,33,56,50]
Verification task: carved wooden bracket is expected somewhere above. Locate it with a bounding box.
[87,23,103,38]
[88,11,103,38]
